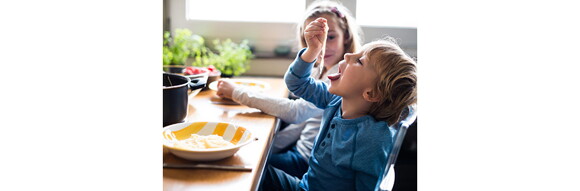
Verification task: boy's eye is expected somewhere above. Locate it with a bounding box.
[356,58,363,65]
[328,36,335,40]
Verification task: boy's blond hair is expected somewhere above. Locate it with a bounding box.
[365,38,417,125]
[297,0,362,57]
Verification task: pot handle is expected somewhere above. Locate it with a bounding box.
[188,77,207,90]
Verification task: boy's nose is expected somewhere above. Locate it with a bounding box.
[343,53,352,60]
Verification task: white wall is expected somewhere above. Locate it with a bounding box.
[165,0,417,76]
[166,0,416,54]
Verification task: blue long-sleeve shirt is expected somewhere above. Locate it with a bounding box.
[285,48,397,191]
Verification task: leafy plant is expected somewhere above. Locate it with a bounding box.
[211,39,253,76]
[163,29,253,76]
[162,29,205,66]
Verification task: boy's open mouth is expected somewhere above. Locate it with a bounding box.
[327,73,340,81]
[327,67,341,81]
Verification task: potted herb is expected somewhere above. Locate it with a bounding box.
[163,28,205,73]
[210,39,253,77]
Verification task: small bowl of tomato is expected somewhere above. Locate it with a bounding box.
[184,66,221,91]
[183,67,209,97]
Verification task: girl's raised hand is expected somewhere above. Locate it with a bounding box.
[301,18,328,63]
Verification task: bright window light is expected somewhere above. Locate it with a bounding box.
[186,0,305,23]
[357,0,417,28]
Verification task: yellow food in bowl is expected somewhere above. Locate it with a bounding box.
[171,134,234,150]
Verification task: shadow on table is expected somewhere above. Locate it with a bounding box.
[163,148,249,182]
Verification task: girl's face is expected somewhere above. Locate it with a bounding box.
[327,47,378,99]
[304,14,346,67]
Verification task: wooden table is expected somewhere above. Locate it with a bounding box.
[163,76,288,191]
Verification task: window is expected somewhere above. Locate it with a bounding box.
[186,0,306,23]
[356,0,417,28]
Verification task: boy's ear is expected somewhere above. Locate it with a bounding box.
[363,88,380,102]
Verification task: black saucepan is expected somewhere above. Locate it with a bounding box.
[163,73,206,127]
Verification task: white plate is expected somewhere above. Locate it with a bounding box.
[208,79,270,92]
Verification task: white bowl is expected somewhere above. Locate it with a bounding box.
[163,121,254,161]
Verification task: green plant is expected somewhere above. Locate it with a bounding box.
[163,29,205,66]
[211,39,253,76]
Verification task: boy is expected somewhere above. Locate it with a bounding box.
[260,18,417,191]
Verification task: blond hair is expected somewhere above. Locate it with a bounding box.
[297,0,362,56]
[365,38,417,125]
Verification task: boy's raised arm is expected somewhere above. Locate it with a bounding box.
[285,48,334,109]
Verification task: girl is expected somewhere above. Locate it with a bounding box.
[216,0,362,178]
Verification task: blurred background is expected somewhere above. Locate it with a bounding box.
[163,0,417,77]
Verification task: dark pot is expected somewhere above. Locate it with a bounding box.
[167,66,184,73]
[163,73,206,127]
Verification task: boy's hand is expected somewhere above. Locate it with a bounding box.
[216,80,237,99]
[301,18,328,63]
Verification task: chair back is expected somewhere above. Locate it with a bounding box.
[377,106,417,191]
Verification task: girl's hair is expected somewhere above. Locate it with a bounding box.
[297,0,362,55]
[365,38,417,126]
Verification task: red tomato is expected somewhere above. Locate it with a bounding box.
[206,65,216,72]
[184,67,208,75]
[184,67,194,75]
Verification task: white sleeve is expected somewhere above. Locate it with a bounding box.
[232,87,323,124]
[270,123,305,153]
